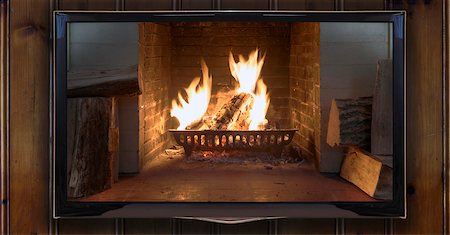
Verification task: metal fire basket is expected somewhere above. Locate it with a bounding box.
[169,129,298,156]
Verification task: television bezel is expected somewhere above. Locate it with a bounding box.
[52,11,406,219]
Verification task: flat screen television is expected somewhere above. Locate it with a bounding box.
[52,11,406,218]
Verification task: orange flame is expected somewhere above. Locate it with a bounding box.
[229,49,270,130]
[170,60,212,130]
[249,79,270,130]
[229,49,266,94]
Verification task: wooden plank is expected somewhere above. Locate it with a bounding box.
[345,219,385,235]
[218,220,269,234]
[9,0,50,234]
[58,219,116,234]
[278,0,334,10]
[221,0,270,10]
[181,0,213,9]
[123,219,171,234]
[446,1,450,234]
[58,0,116,10]
[125,0,173,10]
[343,0,384,10]
[278,219,335,234]
[0,0,7,234]
[394,0,444,234]
[180,219,214,234]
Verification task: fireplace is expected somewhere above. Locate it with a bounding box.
[54,12,405,217]
[138,22,320,165]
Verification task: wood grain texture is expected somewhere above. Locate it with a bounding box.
[58,219,116,234]
[221,0,269,10]
[446,1,450,234]
[340,147,383,197]
[372,59,393,156]
[179,219,214,234]
[345,219,385,235]
[343,0,384,10]
[181,0,213,9]
[59,0,116,10]
[67,98,112,198]
[393,0,444,234]
[278,0,334,10]
[0,1,7,234]
[9,0,50,234]
[125,0,173,10]
[278,219,335,234]
[219,220,269,234]
[5,0,446,234]
[123,219,171,234]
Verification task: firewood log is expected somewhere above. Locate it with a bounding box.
[340,145,392,199]
[372,59,393,155]
[209,93,254,130]
[326,96,372,150]
[67,65,140,97]
[67,97,113,198]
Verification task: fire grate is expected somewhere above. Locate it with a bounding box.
[169,129,297,156]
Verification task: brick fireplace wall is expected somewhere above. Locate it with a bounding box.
[138,23,172,167]
[289,23,321,167]
[138,22,322,168]
[170,22,291,127]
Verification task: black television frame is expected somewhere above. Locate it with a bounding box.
[52,11,406,218]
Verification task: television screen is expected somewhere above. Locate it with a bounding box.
[53,11,405,218]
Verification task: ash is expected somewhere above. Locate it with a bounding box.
[164,145,305,165]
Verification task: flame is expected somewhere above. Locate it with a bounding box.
[170,60,212,130]
[229,49,270,130]
[229,49,266,94]
[249,79,270,130]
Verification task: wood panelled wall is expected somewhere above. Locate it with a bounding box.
[4,0,446,234]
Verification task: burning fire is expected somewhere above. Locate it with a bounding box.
[229,49,265,94]
[170,60,212,130]
[171,49,270,131]
[249,79,270,130]
[229,49,270,130]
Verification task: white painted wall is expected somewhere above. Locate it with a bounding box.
[68,22,138,69]
[320,22,392,172]
[68,23,140,174]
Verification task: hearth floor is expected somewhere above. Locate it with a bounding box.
[77,152,376,202]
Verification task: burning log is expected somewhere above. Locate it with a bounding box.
[186,118,206,130]
[209,93,254,130]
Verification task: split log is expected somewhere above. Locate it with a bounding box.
[109,97,119,183]
[209,93,254,130]
[326,96,373,150]
[67,65,140,97]
[186,118,208,130]
[67,97,113,198]
[372,59,393,155]
[340,146,392,199]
